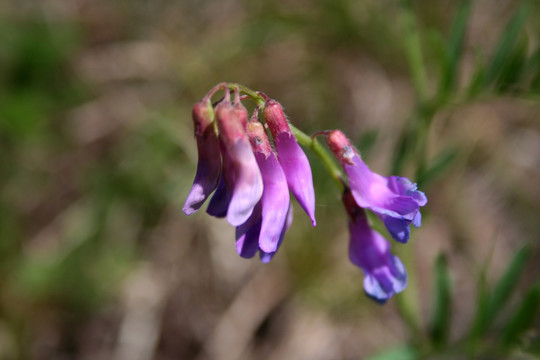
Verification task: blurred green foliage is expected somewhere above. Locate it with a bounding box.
[0,0,539,359]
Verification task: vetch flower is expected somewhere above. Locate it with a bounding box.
[206,99,263,226]
[327,130,426,243]
[263,99,316,226]
[235,120,292,262]
[343,189,407,303]
[183,100,221,215]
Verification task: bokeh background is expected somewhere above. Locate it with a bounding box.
[1,0,539,359]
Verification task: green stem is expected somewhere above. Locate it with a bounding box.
[290,125,345,191]
[226,83,266,106]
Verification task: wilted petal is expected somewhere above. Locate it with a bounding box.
[183,101,221,215]
[264,100,316,226]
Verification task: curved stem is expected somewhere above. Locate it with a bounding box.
[226,83,266,106]
[290,125,345,191]
[216,82,345,192]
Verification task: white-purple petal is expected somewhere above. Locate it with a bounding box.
[225,140,264,226]
[256,152,290,253]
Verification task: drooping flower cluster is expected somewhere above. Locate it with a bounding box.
[184,84,426,303]
[183,87,316,262]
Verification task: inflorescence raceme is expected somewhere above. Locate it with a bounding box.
[183,83,427,303]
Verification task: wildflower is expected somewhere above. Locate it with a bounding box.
[239,121,291,255]
[183,100,221,215]
[327,130,426,243]
[343,189,407,303]
[206,99,263,226]
[263,99,316,226]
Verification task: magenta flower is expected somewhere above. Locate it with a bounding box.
[263,99,316,226]
[206,101,263,226]
[183,100,221,215]
[235,121,292,262]
[327,130,426,243]
[343,189,407,303]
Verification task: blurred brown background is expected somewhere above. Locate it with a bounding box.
[0,0,539,359]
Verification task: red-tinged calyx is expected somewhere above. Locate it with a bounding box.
[247,121,273,156]
[263,100,291,137]
[215,101,248,145]
[326,130,356,165]
[192,100,215,137]
[342,187,366,222]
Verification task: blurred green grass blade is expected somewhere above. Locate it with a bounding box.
[495,33,528,93]
[502,282,540,346]
[527,49,540,92]
[365,345,418,360]
[484,4,528,87]
[468,268,490,349]
[467,49,486,98]
[486,245,531,322]
[440,1,471,96]
[429,253,452,347]
[391,129,412,175]
[418,147,459,188]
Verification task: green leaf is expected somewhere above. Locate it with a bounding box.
[440,1,472,96]
[502,282,540,345]
[486,245,531,322]
[417,147,459,188]
[365,345,419,360]
[429,253,453,347]
[484,5,528,87]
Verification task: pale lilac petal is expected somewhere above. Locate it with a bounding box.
[364,256,407,303]
[413,211,422,228]
[388,176,427,206]
[345,155,418,219]
[259,204,293,263]
[256,152,290,253]
[226,140,263,226]
[274,132,316,226]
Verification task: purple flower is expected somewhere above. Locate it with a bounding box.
[343,189,407,303]
[327,130,426,243]
[206,101,263,226]
[183,100,221,215]
[235,121,292,262]
[264,99,316,226]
